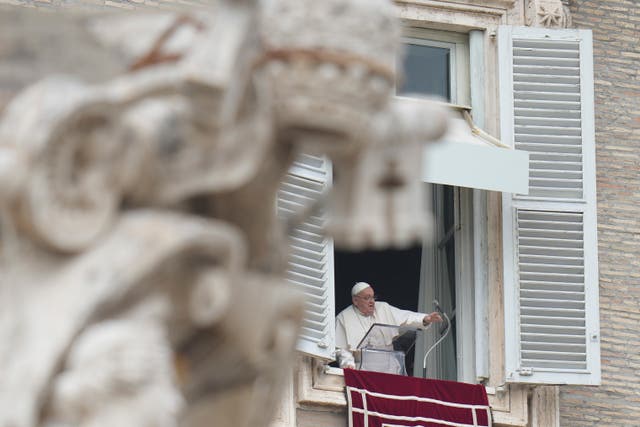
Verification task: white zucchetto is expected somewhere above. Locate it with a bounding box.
[351,282,372,296]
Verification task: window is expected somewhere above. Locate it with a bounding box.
[399,41,451,99]
[398,27,470,104]
[281,25,599,388]
[399,30,476,382]
[331,29,476,382]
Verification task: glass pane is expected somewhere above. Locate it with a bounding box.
[398,44,450,101]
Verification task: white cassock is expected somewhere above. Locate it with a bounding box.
[335,301,427,351]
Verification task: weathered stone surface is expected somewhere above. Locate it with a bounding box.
[0,1,448,426]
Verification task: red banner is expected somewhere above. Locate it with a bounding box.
[344,369,492,427]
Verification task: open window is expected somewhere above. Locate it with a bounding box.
[330,29,479,382]
[277,29,476,377]
[280,25,599,390]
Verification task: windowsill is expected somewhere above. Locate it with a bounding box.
[320,364,506,393]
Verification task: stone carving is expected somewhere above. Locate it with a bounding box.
[525,0,572,28]
[0,1,448,426]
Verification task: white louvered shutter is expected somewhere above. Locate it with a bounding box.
[278,154,335,360]
[499,26,600,385]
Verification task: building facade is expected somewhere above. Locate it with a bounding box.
[279,1,637,427]
[1,1,638,426]
[558,1,640,426]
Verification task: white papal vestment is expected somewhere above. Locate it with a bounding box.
[335,301,427,351]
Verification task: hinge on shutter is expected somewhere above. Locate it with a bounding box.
[317,339,328,349]
[519,367,534,376]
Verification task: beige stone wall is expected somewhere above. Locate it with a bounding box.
[559,1,640,426]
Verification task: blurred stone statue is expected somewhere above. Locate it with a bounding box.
[0,1,448,426]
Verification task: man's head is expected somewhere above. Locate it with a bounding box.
[351,282,375,316]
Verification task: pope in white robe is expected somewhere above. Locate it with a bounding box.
[335,281,442,370]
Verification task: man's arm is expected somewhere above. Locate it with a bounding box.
[335,315,349,350]
[384,302,442,327]
[334,315,356,369]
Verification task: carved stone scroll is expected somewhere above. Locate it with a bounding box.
[0,1,449,426]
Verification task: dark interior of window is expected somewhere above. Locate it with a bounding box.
[334,245,422,314]
[334,246,422,375]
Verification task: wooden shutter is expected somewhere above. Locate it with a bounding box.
[499,26,600,385]
[278,153,335,360]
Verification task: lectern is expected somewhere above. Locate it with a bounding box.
[356,323,419,376]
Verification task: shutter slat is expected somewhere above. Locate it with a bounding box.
[519,246,583,257]
[513,65,580,77]
[519,254,584,266]
[291,232,326,247]
[514,91,580,101]
[515,108,581,119]
[521,315,585,327]
[515,125,581,136]
[529,161,582,171]
[519,238,583,249]
[519,222,583,232]
[514,74,580,85]
[520,265,584,275]
[519,226,583,237]
[521,324,585,334]
[522,332,585,344]
[520,273,584,283]
[300,328,326,341]
[514,56,580,67]
[287,270,326,289]
[291,246,325,262]
[513,39,579,50]
[521,283,586,293]
[515,99,581,110]
[521,290,585,301]
[527,188,583,199]
[518,145,582,155]
[290,254,326,270]
[291,229,326,245]
[515,117,581,127]
[521,306,586,317]
[529,152,582,163]
[515,134,581,144]
[522,343,586,353]
[525,170,582,180]
[513,46,580,58]
[521,350,586,361]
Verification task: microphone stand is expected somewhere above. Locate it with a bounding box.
[422,303,451,379]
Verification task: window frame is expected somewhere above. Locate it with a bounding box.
[396,28,480,383]
[399,27,471,106]
[291,27,490,384]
